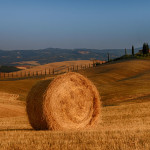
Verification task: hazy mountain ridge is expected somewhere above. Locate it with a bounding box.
[0,48,140,66]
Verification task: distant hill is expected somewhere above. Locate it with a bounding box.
[0,48,140,66]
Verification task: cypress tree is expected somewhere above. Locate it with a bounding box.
[132,45,134,56]
[143,43,149,54]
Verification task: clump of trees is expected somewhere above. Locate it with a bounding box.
[142,43,149,54]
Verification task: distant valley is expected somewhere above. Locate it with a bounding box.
[0,48,140,66]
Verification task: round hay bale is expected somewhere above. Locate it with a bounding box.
[26,72,101,130]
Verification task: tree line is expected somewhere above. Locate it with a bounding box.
[125,43,149,56]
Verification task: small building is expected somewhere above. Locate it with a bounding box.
[139,49,150,54]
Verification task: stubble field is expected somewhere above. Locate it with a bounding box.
[0,59,150,150]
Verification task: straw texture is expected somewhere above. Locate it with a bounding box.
[26,72,101,130]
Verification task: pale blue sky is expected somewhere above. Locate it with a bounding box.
[0,0,150,50]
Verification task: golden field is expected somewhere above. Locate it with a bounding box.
[0,60,96,79]
[14,60,94,74]
[0,59,150,150]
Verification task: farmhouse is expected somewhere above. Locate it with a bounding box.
[139,49,150,54]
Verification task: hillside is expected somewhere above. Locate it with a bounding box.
[0,59,150,106]
[14,60,95,75]
[0,48,140,66]
[0,59,150,149]
[78,59,150,106]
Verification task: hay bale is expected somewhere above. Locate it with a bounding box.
[26,72,101,130]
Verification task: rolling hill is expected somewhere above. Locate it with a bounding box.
[0,59,150,149]
[0,59,150,106]
[13,60,95,75]
[78,59,150,106]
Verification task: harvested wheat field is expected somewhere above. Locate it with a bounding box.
[0,59,150,150]
[13,60,95,76]
[26,72,101,130]
[1,99,150,150]
[0,92,25,118]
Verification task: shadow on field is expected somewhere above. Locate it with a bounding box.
[0,128,34,131]
[0,76,45,81]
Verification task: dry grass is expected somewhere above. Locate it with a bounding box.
[1,60,94,79]
[0,103,25,118]
[12,61,40,66]
[79,59,150,106]
[0,59,150,149]
[0,79,40,101]
[0,101,150,150]
[2,59,150,105]
[14,60,93,74]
